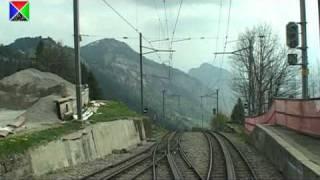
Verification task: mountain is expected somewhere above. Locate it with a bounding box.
[81,39,216,128]
[0,37,227,129]
[189,63,236,114]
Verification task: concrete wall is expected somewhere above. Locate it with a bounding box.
[0,118,146,178]
[250,125,320,180]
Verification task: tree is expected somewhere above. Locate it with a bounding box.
[232,24,299,115]
[231,98,245,124]
[87,71,102,100]
[35,40,44,68]
[211,113,229,131]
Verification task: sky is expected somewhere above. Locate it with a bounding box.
[0,0,320,74]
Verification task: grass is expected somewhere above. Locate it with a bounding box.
[226,123,250,143]
[89,101,139,123]
[0,101,140,159]
[0,122,81,158]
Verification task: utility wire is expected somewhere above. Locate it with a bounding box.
[99,0,162,62]
[100,0,139,33]
[163,0,170,39]
[213,0,223,63]
[168,0,184,79]
[216,0,233,86]
[170,0,184,44]
[152,0,166,38]
[223,0,233,53]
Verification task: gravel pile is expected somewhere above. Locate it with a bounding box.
[0,68,76,129]
[0,68,75,109]
[25,95,62,128]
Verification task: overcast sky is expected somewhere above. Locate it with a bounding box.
[1,0,319,74]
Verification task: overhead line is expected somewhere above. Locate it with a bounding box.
[168,0,184,79]
[100,0,139,33]
[99,0,162,62]
[152,0,166,37]
[216,0,233,86]
[223,0,233,52]
[163,0,170,39]
[170,0,184,45]
[213,0,223,63]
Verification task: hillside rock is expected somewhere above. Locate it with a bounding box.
[188,63,236,114]
[81,39,210,128]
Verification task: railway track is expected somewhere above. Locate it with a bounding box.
[80,133,171,180]
[209,131,257,180]
[80,131,262,180]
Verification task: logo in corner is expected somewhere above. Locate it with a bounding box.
[9,1,30,21]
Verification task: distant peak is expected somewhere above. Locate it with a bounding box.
[84,38,129,48]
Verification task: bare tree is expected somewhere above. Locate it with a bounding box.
[232,24,299,115]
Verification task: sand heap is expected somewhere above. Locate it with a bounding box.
[0,69,76,130]
[0,68,75,109]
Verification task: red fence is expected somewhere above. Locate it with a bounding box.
[245,98,320,137]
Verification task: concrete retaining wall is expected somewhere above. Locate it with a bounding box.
[250,125,320,180]
[0,118,146,178]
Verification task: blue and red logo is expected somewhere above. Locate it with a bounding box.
[9,1,30,21]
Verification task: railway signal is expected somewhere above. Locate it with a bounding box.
[288,54,298,65]
[286,22,299,48]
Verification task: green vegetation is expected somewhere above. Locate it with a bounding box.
[0,101,140,158]
[89,101,139,123]
[0,122,81,158]
[231,98,245,124]
[210,113,230,131]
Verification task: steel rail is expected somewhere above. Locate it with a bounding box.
[208,131,237,180]
[104,132,172,180]
[132,155,166,180]
[203,132,213,180]
[216,132,258,180]
[152,132,171,180]
[80,143,156,180]
[101,153,152,180]
[178,133,203,180]
[166,132,184,180]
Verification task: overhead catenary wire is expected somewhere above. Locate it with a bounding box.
[163,0,170,39]
[152,0,166,40]
[208,0,233,91]
[99,0,163,62]
[213,0,223,63]
[168,0,184,79]
[170,0,184,45]
[215,0,233,86]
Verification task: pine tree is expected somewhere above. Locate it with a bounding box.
[231,98,245,124]
[237,98,245,124]
[87,71,102,100]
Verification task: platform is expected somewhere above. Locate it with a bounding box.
[250,124,320,180]
[267,125,320,167]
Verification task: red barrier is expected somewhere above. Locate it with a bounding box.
[245,98,320,137]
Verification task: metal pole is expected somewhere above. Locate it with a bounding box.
[201,96,203,128]
[216,89,219,114]
[259,35,264,114]
[162,89,166,122]
[248,39,253,116]
[300,0,309,99]
[139,33,144,114]
[318,0,320,45]
[73,0,82,120]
